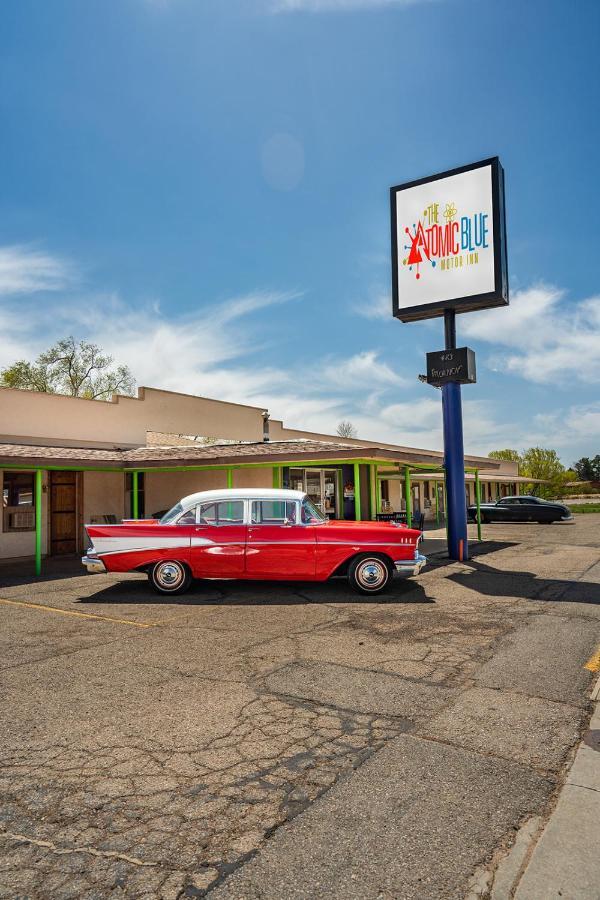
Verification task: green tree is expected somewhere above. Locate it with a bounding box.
[520,447,568,498]
[573,457,594,481]
[0,336,135,400]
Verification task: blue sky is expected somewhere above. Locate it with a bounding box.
[0,0,598,462]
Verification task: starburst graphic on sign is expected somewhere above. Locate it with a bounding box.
[443,202,457,222]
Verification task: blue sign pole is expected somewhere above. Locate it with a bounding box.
[442,310,468,561]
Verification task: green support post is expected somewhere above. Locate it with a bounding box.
[227,468,234,489]
[35,469,43,576]
[353,461,361,521]
[370,464,377,520]
[435,480,440,526]
[475,470,482,541]
[272,467,281,489]
[132,471,139,520]
[404,466,412,528]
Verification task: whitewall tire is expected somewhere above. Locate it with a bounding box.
[149,560,191,595]
[348,555,391,595]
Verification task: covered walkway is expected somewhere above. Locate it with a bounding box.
[0,438,508,575]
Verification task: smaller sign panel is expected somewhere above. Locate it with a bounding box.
[426,347,476,386]
[391,157,508,322]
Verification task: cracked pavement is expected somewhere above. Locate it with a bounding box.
[1,517,600,899]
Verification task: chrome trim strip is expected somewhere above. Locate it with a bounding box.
[94,544,190,557]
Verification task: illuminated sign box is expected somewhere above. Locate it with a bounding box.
[391,157,508,323]
[426,347,476,386]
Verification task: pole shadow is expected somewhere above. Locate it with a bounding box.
[448,558,600,606]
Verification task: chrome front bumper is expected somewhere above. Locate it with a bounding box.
[395,553,427,577]
[82,555,106,574]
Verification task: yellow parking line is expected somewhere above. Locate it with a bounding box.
[0,597,158,629]
[584,646,600,672]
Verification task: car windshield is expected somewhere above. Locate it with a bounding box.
[301,497,327,524]
[160,502,184,524]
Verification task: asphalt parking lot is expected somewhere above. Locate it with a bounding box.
[1,517,600,900]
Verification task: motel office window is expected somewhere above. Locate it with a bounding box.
[2,472,36,532]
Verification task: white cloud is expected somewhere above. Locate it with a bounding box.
[1,242,598,462]
[353,290,391,320]
[322,350,406,389]
[461,284,600,384]
[0,245,75,296]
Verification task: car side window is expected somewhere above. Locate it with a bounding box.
[176,507,198,525]
[251,500,297,525]
[500,498,517,505]
[199,501,244,525]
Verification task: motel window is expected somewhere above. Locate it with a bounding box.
[2,472,36,532]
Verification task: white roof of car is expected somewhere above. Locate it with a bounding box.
[180,487,306,508]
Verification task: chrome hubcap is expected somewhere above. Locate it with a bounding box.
[157,563,182,587]
[358,560,386,589]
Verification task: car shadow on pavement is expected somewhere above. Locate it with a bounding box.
[449,558,600,606]
[78,577,435,607]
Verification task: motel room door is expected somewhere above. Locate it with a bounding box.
[49,472,81,556]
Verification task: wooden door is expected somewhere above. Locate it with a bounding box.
[50,472,78,555]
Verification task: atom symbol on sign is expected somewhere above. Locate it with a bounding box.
[443,202,457,222]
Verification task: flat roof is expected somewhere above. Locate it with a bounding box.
[0,438,501,471]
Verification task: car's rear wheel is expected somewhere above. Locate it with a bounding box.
[348,554,391,595]
[149,560,191,595]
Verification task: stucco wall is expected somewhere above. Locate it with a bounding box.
[387,480,403,512]
[0,387,266,449]
[0,385,514,477]
[83,472,126,523]
[0,469,48,560]
[144,470,230,517]
[232,468,274,489]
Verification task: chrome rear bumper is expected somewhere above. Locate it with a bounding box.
[82,556,106,574]
[395,553,427,577]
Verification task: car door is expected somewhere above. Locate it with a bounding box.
[516,498,537,521]
[495,498,519,521]
[522,498,554,522]
[246,499,316,579]
[189,499,246,578]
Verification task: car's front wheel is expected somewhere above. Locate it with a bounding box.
[348,554,391,595]
[149,560,192,595]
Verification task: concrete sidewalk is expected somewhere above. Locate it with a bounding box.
[489,675,600,900]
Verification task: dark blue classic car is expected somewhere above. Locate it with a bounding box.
[467,496,573,524]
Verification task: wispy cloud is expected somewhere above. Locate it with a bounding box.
[353,289,391,320]
[0,245,76,296]
[461,284,600,384]
[323,350,406,388]
[1,241,597,461]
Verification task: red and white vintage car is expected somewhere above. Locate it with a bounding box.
[83,488,426,595]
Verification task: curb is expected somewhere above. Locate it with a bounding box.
[487,671,600,899]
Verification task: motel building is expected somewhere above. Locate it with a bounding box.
[0,385,527,573]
